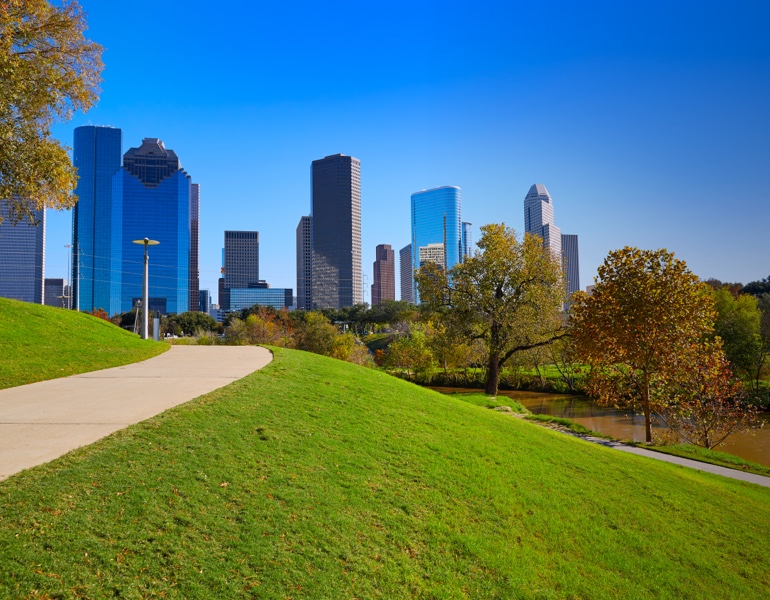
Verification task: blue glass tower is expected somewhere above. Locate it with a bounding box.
[112,138,191,315]
[72,125,122,313]
[410,186,462,303]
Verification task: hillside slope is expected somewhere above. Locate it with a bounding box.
[0,347,768,598]
[0,297,167,389]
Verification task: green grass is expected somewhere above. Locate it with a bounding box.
[638,443,770,477]
[0,297,167,389]
[1,347,769,598]
[446,392,527,412]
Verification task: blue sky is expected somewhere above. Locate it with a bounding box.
[47,0,770,302]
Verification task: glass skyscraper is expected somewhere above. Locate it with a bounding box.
[410,186,462,304]
[311,154,362,309]
[524,184,562,259]
[112,138,192,315]
[72,125,122,313]
[0,204,45,304]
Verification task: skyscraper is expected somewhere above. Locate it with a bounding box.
[224,231,260,289]
[399,244,412,304]
[296,215,312,310]
[44,278,68,308]
[462,221,473,258]
[0,205,44,304]
[561,233,580,299]
[311,154,362,309]
[189,183,200,311]
[371,244,395,306]
[112,138,193,315]
[71,125,122,313]
[524,183,561,259]
[411,186,462,303]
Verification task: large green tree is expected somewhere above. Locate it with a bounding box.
[570,247,716,443]
[711,288,763,384]
[0,0,102,222]
[416,223,565,394]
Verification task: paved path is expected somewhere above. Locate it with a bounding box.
[585,436,770,488]
[0,345,272,480]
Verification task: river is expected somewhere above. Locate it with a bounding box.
[430,387,770,468]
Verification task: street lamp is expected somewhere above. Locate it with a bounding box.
[132,237,160,339]
[64,244,73,309]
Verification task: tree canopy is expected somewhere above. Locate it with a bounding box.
[0,0,102,222]
[570,247,716,443]
[416,223,566,394]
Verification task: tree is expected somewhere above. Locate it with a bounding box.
[1,1,103,222]
[743,277,770,298]
[570,247,716,443]
[167,311,217,337]
[659,341,760,449]
[416,223,565,394]
[711,288,763,385]
[293,312,338,356]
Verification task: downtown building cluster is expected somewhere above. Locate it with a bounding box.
[1,134,580,314]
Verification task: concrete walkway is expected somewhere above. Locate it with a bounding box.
[0,345,272,480]
[585,435,770,488]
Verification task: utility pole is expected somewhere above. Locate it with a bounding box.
[64,244,73,309]
[132,238,160,339]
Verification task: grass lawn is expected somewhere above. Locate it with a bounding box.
[0,297,167,389]
[639,443,770,478]
[1,347,769,598]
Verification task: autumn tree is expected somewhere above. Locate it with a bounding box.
[0,0,102,222]
[658,341,760,449]
[570,247,716,443]
[416,223,565,394]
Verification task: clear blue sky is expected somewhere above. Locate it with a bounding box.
[47,0,770,303]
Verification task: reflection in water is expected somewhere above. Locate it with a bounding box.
[431,386,770,468]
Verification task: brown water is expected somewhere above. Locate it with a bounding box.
[431,387,770,468]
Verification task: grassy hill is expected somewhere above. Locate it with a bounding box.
[0,297,167,389]
[0,347,768,598]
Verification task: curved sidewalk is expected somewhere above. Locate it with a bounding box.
[0,345,272,481]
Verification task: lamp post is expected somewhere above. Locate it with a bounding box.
[64,244,73,309]
[132,237,160,339]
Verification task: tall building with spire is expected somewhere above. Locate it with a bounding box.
[524,183,561,259]
[311,154,362,309]
[371,244,395,306]
[410,186,462,304]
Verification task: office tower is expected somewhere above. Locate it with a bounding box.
[371,244,395,306]
[311,154,362,309]
[112,138,193,315]
[399,244,412,304]
[199,289,211,313]
[410,186,462,303]
[44,278,68,307]
[189,183,200,311]
[218,278,230,312]
[462,222,473,258]
[0,205,44,304]
[561,234,580,299]
[296,215,312,310]
[224,231,259,288]
[71,125,122,313]
[229,286,294,311]
[524,183,561,259]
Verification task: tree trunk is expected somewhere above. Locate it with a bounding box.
[485,352,500,395]
[643,373,652,444]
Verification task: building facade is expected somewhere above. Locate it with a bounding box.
[561,233,580,299]
[0,205,45,304]
[399,244,412,304]
[296,215,312,310]
[199,289,211,313]
[410,186,462,303]
[224,231,260,289]
[524,183,561,259]
[228,286,293,311]
[462,222,473,258]
[189,183,200,311]
[112,138,193,315]
[71,125,122,313]
[311,154,362,309]
[371,244,395,306]
[44,278,68,308]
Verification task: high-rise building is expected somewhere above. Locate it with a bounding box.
[224,231,259,289]
[410,186,462,303]
[0,205,45,304]
[462,222,473,258]
[296,215,312,310]
[524,183,561,259]
[189,183,200,311]
[399,244,412,304]
[44,278,68,308]
[199,289,211,313]
[71,125,122,313]
[111,138,193,315]
[561,233,580,299]
[371,244,395,306]
[311,154,362,309]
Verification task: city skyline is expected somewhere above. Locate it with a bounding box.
[40,0,769,302]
